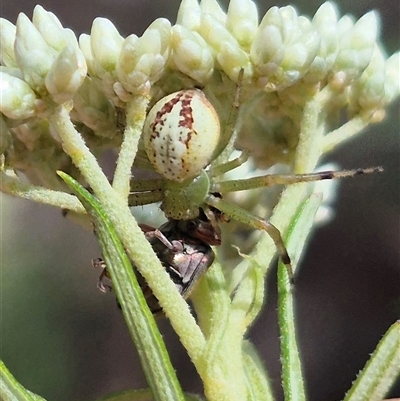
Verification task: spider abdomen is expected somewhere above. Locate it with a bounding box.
[143,89,220,182]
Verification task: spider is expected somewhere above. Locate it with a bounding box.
[95,211,219,314]
[128,81,381,280]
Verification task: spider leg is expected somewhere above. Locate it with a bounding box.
[128,190,164,206]
[130,178,164,192]
[213,166,383,193]
[205,194,294,283]
[209,151,249,178]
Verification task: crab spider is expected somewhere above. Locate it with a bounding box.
[128,85,382,280]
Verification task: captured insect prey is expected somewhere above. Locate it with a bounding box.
[128,83,383,282]
[94,211,220,314]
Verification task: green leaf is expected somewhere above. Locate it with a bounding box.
[242,341,275,401]
[0,360,46,401]
[278,192,323,401]
[58,172,185,401]
[343,321,400,401]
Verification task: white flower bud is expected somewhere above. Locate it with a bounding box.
[14,13,55,93]
[251,6,320,90]
[117,18,171,94]
[352,45,386,111]
[90,18,124,74]
[307,2,339,81]
[0,18,17,67]
[333,11,379,83]
[250,7,285,78]
[32,5,77,52]
[0,71,37,119]
[171,25,214,83]
[72,77,117,136]
[200,13,251,81]
[0,66,23,79]
[176,0,202,31]
[200,0,227,25]
[79,33,101,80]
[383,52,400,103]
[217,39,253,82]
[226,0,258,50]
[45,45,87,104]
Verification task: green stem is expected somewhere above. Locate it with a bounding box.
[294,86,331,173]
[194,262,248,401]
[0,170,84,212]
[49,106,206,367]
[322,116,369,153]
[112,95,150,199]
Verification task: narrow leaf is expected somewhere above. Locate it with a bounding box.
[344,321,400,401]
[0,360,46,401]
[278,193,323,401]
[58,172,185,401]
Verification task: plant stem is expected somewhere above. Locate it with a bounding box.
[0,170,84,212]
[112,95,150,199]
[49,105,206,366]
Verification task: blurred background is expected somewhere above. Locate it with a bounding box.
[1,0,399,400]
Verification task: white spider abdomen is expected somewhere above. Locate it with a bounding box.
[143,89,220,182]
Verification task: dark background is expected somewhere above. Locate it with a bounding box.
[1,1,399,400]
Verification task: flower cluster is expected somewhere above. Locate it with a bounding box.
[1,3,399,400]
[0,0,398,190]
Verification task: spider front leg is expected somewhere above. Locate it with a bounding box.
[205,194,294,283]
[213,166,383,193]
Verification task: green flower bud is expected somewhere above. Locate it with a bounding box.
[383,52,400,104]
[0,18,17,67]
[226,0,258,50]
[45,45,87,104]
[0,71,37,119]
[333,11,379,85]
[171,25,214,83]
[117,18,171,95]
[14,13,55,93]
